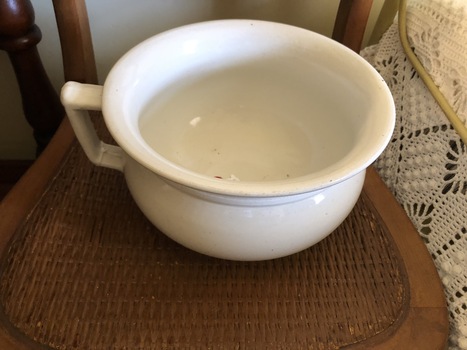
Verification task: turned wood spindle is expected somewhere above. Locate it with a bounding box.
[0,0,64,155]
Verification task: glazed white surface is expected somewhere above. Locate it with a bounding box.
[62,20,395,260]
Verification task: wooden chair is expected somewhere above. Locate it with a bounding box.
[0,0,449,348]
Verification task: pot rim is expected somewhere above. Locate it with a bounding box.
[102,19,395,197]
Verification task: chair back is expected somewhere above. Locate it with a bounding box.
[0,0,374,153]
[52,0,374,85]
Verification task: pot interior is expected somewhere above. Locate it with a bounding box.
[103,20,394,192]
[138,58,362,182]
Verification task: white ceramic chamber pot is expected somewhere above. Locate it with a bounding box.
[61,20,395,261]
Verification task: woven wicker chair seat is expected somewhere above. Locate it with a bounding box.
[0,119,420,349]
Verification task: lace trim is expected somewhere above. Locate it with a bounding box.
[406,0,467,127]
[361,1,467,348]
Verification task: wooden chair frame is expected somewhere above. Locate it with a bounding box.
[0,0,449,348]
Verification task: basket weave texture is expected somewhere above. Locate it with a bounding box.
[0,120,408,349]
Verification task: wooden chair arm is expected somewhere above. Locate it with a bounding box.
[0,0,64,155]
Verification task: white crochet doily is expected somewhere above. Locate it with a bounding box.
[361,0,467,348]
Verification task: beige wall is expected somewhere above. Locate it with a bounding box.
[0,0,384,159]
